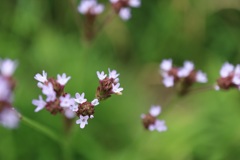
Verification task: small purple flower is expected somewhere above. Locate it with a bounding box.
[59,94,75,108]
[78,0,104,15]
[42,83,56,102]
[32,95,46,112]
[91,99,99,106]
[34,70,48,83]
[0,59,18,77]
[74,92,87,104]
[76,115,89,128]
[97,71,107,80]
[57,73,71,86]
[112,83,123,94]
[142,105,167,132]
[0,108,19,129]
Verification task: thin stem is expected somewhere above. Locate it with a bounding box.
[185,84,214,95]
[20,115,62,144]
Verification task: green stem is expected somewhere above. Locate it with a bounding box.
[20,115,62,144]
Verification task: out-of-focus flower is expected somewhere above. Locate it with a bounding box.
[159,59,208,93]
[216,62,240,90]
[110,0,141,20]
[78,0,104,15]
[0,108,19,129]
[141,105,167,132]
[0,58,19,129]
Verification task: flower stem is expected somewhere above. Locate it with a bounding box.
[20,115,62,144]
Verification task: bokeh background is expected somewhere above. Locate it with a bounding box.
[1,0,240,159]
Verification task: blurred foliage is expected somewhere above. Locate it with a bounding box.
[0,0,240,160]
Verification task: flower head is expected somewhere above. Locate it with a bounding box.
[159,59,208,93]
[142,105,167,132]
[0,59,18,77]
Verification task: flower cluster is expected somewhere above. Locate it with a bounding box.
[0,58,19,129]
[96,68,123,100]
[33,68,123,129]
[160,59,207,93]
[215,62,240,90]
[141,105,167,132]
[32,71,74,118]
[110,0,141,20]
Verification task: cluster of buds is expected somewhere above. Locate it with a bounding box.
[215,62,240,90]
[96,68,123,100]
[110,0,141,20]
[0,58,19,129]
[33,68,123,129]
[160,59,207,94]
[141,105,167,132]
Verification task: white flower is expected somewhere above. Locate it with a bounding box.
[42,83,56,102]
[148,120,167,132]
[34,70,48,83]
[91,99,99,106]
[90,115,94,119]
[196,71,208,83]
[108,68,120,79]
[32,95,46,112]
[0,59,17,77]
[149,105,161,117]
[76,115,89,129]
[233,65,240,85]
[109,0,118,3]
[119,8,131,20]
[162,75,174,87]
[234,65,240,75]
[57,73,71,86]
[220,62,234,78]
[177,61,194,78]
[0,77,11,101]
[0,108,19,129]
[232,75,240,85]
[112,83,123,94]
[154,120,167,132]
[78,0,104,15]
[128,0,141,8]
[160,59,172,72]
[214,84,220,91]
[69,104,79,112]
[97,71,107,80]
[64,108,75,119]
[59,94,75,108]
[74,92,87,104]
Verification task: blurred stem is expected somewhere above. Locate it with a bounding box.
[67,0,83,38]
[20,115,62,144]
[96,7,116,35]
[186,84,214,95]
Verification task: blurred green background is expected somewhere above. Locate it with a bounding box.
[1,0,240,159]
